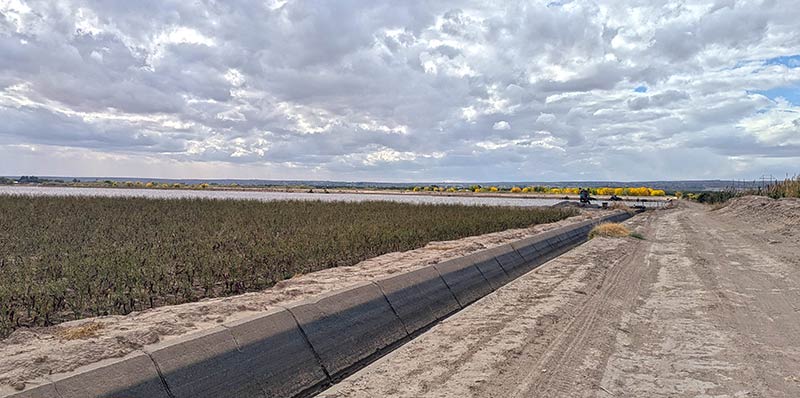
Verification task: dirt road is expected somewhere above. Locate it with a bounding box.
[320,199,800,397]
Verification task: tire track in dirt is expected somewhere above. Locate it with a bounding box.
[320,213,652,398]
[502,213,656,398]
[599,207,756,397]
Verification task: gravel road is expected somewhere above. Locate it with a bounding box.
[320,200,800,397]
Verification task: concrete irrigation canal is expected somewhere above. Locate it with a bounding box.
[5,210,632,398]
[5,197,800,397]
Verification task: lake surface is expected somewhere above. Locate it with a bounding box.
[0,186,665,208]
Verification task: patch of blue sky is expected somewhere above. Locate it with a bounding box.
[729,55,799,72]
[765,54,800,68]
[732,60,751,69]
[750,86,800,106]
[634,86,647,93]
[546,0,572,7]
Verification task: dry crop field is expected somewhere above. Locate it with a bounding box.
[0,195,575,337]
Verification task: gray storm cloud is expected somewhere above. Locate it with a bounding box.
[1,0,799,181]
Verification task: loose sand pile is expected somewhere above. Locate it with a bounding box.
[716,195,800,235]
[0,210,612,393]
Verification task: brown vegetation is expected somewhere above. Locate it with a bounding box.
[0,195,575,337]
[55,322,105,341]
[588,223,631,239]
[760,177,800,199]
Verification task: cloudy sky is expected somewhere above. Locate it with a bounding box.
[1,0,799,182]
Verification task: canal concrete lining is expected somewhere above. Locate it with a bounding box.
[375,266,461,335]
[492,246,528,279]
[223,308,329,398]
[434,255,495,308]
[42,352,168,398]
[145,325,241,398]
[284,282,408,379]
[7,210,635,398]
[470,251,511,290]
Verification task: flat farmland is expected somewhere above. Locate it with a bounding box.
[0,195,575,337]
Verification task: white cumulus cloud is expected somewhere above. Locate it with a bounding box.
[1,0,799,181]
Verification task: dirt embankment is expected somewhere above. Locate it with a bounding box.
[715,195,800,236]
[0,210,613,393]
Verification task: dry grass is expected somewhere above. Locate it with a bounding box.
[589,223,631,239]
[55,322,105,340]
[762,177,800,199]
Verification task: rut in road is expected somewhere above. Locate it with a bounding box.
[320,212,652,398]
[499,214,654,398]
[599,207,757,397]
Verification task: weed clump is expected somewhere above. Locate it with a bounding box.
[55,322,105,340]
[589,223,632,239]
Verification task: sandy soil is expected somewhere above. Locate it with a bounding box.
[0,210,613,394]
[321,197,800,398]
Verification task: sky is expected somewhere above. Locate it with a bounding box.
[1,0,799,182]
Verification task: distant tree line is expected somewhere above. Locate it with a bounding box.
[18,176,41,183]
[1,176,69,185]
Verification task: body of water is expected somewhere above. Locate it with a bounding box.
[0,186,666,208]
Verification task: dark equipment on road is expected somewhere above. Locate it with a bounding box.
[579,188,591,204]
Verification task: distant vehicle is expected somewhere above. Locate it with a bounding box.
[579,188,591,204]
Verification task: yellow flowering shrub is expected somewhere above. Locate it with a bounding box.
[597,187,615,195]
[539,186,666,197]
